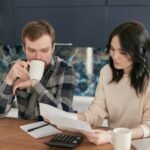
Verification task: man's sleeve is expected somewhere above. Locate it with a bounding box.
[0,81,14,114]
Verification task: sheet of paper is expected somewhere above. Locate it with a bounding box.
[132,138,150,150]
[39,103,77,120]
[49,116,92,133]
[39,103,92,133]
[20,121,61,138]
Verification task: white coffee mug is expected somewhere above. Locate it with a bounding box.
[29,60,45,81]
[111,128,131,150]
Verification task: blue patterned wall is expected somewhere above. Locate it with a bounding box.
[0,44,109,97]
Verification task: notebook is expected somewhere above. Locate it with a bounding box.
[20,121,61,138]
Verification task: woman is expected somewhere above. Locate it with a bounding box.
[78,21,150,145]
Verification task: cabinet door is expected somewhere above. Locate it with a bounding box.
[108,0,150,5]
[13,0,106,47]
[107,5,150,39]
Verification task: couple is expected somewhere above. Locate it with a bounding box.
[0,20,150,145]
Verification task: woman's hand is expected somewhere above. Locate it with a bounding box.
[81,129,113,145]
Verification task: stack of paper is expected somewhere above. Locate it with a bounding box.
[20,121,61,138]
[39,103,92,133]
[132,138,150,150]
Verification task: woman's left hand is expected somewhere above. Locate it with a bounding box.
[81,129,113,145]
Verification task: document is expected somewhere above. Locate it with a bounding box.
[132,138,150,150]
[39,103,92,133]
[20,121,61,138]
[39,103,77,120]
[50,116,92,132]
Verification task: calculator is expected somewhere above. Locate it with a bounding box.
[45,133,84,148]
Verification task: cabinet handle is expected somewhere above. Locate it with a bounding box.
[55,43,72,46]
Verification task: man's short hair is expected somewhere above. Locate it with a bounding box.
[22,20,55,46]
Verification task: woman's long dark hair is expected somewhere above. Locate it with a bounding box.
[107,21,150,95]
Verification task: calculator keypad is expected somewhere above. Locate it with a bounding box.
[45,134,83,148]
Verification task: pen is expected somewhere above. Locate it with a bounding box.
[27,123,49,132]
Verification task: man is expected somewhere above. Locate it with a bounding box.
[0,20,75,120]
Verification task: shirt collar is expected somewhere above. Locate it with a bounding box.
[46,56,56,72]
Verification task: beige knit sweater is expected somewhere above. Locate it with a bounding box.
[78,65,150,137]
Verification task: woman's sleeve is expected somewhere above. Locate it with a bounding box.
[78,68,108,127]
[139,87,150,137]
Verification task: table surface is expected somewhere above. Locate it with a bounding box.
[0,118,135,150]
